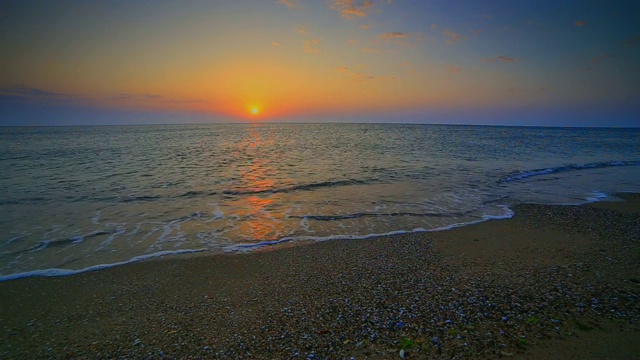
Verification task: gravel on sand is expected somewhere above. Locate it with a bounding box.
[1,194,639,359]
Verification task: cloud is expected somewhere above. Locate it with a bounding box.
[158,99,209,104]
[574,20,585,26]
[0,85,88,102]
[303,39,320,53]
[446,66,462,74]
[591,54,613,63]
[277,0,298,8]
[431,24,438,29]
[335,66,392,82]
[360,24,371,30]
[508,87,545,94]
[111,93,208,104]
[472,29,484,36]
[379,32,409,40]
[361,47,382,53]
[297,24,309,35]
[111,93,161,101]
[483,55,520,63]
[624,36,639,45]
[1,85,66,98]
[329,0,377,19]
[442,29,467,44]
[0,85,208,108]
[272,41,282,47]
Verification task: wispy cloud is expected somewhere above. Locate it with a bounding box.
[483,55,520,63]
[379,32,409,40]
[329,0,377,19]
[0,85,208,107]
[591,53,613,63]
[335,66,392,82]
[303,39,320,53]
[360,24,371,30]
[508,87,545,94]
[446,66,462,74]
[111,93,162,101]
[442,29,467,44]
[296,24,310,35]
[0,85,88,102]
[158,99,209,104]
[574,20,586,26]
[111,93,208,104]
[624,36,639,45]
[361,47,383,53]
[272,41,282,47]
[276,0,298,9]
[1,85,67,98]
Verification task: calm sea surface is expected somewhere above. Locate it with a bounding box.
[1,124,639,279]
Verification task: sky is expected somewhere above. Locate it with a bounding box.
[1,0,639,127]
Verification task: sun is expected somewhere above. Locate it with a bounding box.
[250,107,259,115]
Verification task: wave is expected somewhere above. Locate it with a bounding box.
[499,160,640,183]
[121,195,162,203]
[178,190,217,198]
[226,205,515,252]
[0,197,50,205]
[289,210,473,221]
[1,204,518,280]
[0,249,207,282]
[222,178,376,196]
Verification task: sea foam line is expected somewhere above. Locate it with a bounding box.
[224,205,516,253]
[499,160,640,183]
[0,248,206,282]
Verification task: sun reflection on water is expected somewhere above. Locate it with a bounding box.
[230,125,288,242]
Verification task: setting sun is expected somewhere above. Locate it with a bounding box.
[250,107,259,115]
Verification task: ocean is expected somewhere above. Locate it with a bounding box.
[1,124,639,279]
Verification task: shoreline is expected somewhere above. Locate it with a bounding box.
[3,191,631,283]
[1,194,639,358]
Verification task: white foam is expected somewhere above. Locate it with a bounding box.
[0,248,207,282]
[91,210,101,225]
[70,235,84,244]
[585,190,608,203]
[223,205,517,253]
[428,205,515,232]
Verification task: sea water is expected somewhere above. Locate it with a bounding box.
[1,124,639,279]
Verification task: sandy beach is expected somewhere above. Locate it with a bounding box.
[1,194,639,359]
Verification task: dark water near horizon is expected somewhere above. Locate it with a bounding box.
[1,123,639,279]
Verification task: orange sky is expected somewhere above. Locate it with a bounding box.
[1,1,639,126]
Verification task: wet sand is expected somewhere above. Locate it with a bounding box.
[1,194,639,359]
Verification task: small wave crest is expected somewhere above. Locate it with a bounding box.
[222,178,376,196]
[499,160,640,183]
